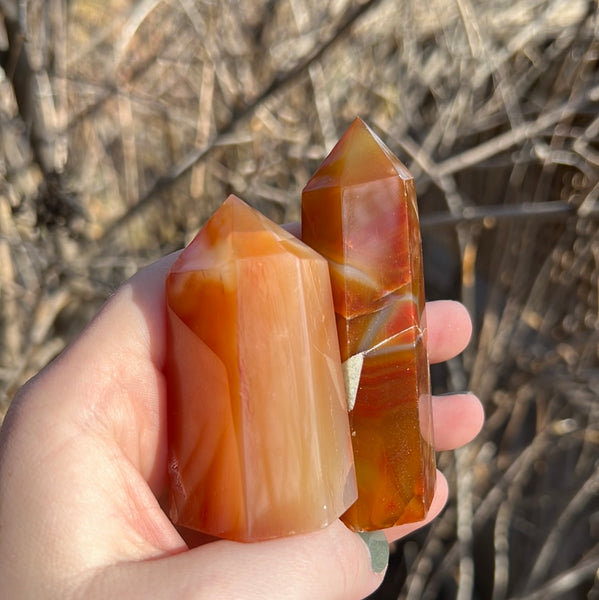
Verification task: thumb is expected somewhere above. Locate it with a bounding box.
[82,520,388,600]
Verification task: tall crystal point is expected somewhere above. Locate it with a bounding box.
[302,118,435,531]
[166,195,357,542]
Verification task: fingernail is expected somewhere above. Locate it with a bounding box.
[357,531,389,573]
[436,390,473,396]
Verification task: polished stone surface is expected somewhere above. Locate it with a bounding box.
[302,118,435,531]
[166,195,357,541]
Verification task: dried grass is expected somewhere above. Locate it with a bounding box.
[1,0,598,598]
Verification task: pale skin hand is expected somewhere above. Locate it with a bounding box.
[0,253,484,600]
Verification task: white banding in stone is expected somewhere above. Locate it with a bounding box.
[367,327,423,356]
[328,260,378,293]
[357,293,419,352]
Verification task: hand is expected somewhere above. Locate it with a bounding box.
[0,253,483,600]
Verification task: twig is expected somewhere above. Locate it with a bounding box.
[96,0,384,246]
[289,0,338,150]
[455,446,475,600]
[526,467,599,590]
[396,134,465,216]
[491,499,512,600]
[423,431,553,595]
[419,201,581,229]
[512,553,599,600]
[436,83,599,178]
[403,513,454,600]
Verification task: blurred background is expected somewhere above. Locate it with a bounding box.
[1,0,598,597]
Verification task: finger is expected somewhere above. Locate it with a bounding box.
[433,393,484,451]
[83,520,386,600]
[383,471,449,542]
[425,300,472,364]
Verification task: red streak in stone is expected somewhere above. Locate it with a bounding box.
[302,118,435,531]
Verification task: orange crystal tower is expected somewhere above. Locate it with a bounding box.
[166,195,357,542]
[302,118,435,531]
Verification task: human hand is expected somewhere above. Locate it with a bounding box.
[0,253,483,600]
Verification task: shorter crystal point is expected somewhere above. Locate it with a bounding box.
[166,195,357,542]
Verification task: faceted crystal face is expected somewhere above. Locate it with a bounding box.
[302,118,436,531]
[166,195,357,542]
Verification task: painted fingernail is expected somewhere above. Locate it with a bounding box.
[357,531,389,573]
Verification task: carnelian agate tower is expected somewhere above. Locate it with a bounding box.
[302,118,435,531]
[166,195,357,542]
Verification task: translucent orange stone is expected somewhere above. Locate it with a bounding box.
[166,195,357,542]
[302,118,436,531]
